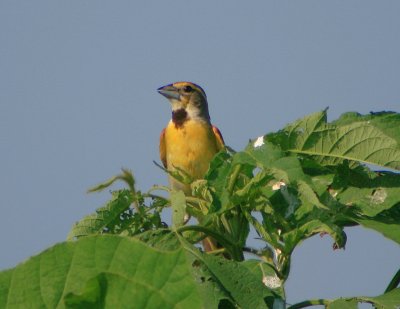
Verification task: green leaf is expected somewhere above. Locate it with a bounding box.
[338,187,400,217]
[385,268,400,293]
[64,274,103,308]
[233,170,273,202]
[200,254,277,308]
[270,156,307,184]
[231,151,257,167]
[362,288,400,308]
[333,111,400,144]
[245,140,307,184]
[294,289,400,309]
[242,260,284,298]
[0,269,13,308]
[294,180,328,220]
[134,229,181,250]
[205,151,233,193]
[189,255,234,309]
[328,289,400,309]
[245,138,286,168]
[310,173,335,196]
[328,163,400,217]
[355,218,400,245]
[64,272,202,309]
[268,110,400,170]
[67,190,132,240]
[204,151,233,212]
[283,219,346,251]
[171,190,187,228]
[328,298,358,309]
[0,235,204,309]
[177,234,279,308]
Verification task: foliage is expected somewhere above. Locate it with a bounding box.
[1,110,400,308]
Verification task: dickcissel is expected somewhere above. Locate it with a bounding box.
[158,81,224,251]
[158,81,224,193]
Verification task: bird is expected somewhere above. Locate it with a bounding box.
[158,81,225,251]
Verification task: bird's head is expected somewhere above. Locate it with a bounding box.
[158,81,210,122]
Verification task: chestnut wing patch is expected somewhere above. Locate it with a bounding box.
[159,128,167,168]
[212,125,225,150]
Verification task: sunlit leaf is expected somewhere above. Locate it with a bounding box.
[0,236,204,309]
[267,110,400,170]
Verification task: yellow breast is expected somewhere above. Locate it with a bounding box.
[164,119,220,185]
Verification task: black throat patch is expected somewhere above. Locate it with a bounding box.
[172,108,188,128]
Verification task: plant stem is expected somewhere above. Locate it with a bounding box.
[147,185,170,193]
[228,164,242,195]
[287,299,330,309]
[176,225,244,261]
[206,247,226,255]
[129,185,140,213]
[385,268,400,293]
[177,225,236,252]
[240,206,276,247]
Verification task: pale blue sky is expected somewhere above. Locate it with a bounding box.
[1,1,399,306]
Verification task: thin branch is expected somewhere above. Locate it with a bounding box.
[144,193,169,203]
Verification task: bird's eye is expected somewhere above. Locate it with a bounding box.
[183,85,193,93]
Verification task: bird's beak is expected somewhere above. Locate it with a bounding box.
[157,84,181,100]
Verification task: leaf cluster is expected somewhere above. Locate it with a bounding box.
[1,110,400,308]
[68,169,167,240]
